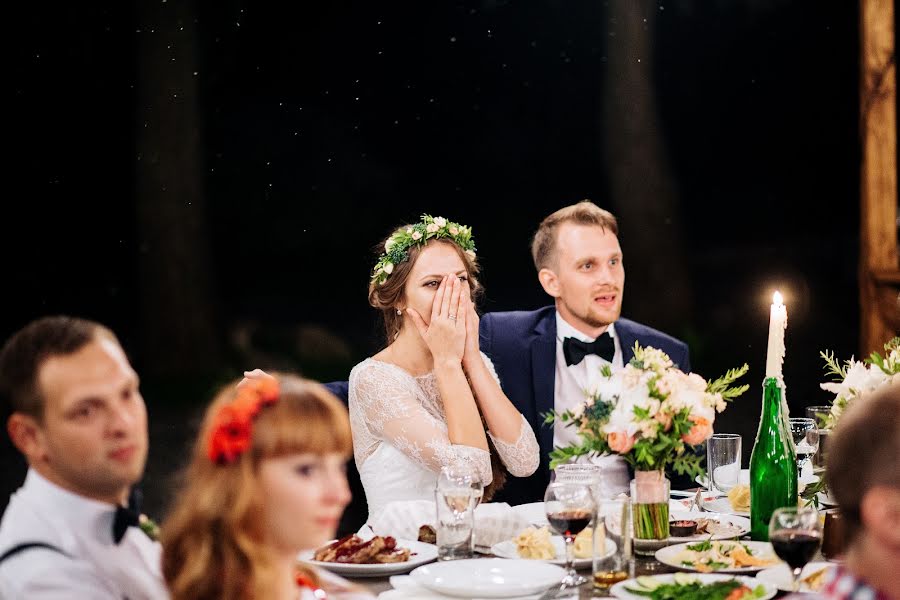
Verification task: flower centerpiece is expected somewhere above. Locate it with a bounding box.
[818,337,899,429]
[801,337,899,507]
[546,344,748,543]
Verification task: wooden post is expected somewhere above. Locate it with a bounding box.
[860,0,900,354]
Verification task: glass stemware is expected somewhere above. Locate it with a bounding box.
[544,481,595,588]
[769,506,822,591]
[789,418,819,481]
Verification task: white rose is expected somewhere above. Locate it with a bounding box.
[406,227,414,234]
[449,226,459,235]
[383,262,394,274]
[385,238,396,252]
[411,231,422,240]
[433,217,447,227]
[426,223,439,233]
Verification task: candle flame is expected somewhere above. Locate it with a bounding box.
[773,291,783,306]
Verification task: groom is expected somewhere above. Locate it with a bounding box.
[481,201,691,504]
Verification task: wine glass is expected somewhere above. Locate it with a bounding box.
[544,481,595,587]
[769,506,822,592]
[789,418,819,482]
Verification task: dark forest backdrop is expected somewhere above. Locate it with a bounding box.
[4,1,870,529]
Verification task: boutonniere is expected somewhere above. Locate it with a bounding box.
[139,514,160,541]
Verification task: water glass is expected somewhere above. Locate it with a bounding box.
[805,405,832,429]
[593,496,633,592]
[707,433,742,494]
[435,466,479,560]
[789,418,819,481]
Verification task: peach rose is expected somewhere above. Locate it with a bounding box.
[654,411,673,431]
[608,432,636,454]
[682,416,712,445]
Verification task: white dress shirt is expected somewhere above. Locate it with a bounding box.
[553,313,630,496]
[0,469,167,600]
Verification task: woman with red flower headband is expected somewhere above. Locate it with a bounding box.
[160,375,373,600]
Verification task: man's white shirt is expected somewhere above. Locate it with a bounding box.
[553,312,630,496]
[0,469,167,600]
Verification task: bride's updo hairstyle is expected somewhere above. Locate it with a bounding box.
[368,215,483,345]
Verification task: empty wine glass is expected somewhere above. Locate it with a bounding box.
[544,481,595,588]
[789,418,819,482]
[769,506,822,592]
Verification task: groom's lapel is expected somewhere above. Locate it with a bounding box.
[531,312,557,461]
[616,318,637,365]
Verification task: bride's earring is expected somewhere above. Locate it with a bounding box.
[396,308,402,315]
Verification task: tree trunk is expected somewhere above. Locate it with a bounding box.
[134,0,219,375]
[603,0,692,335]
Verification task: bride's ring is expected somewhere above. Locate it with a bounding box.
[448,315,457,321]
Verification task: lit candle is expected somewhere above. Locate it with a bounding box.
[765,291,787,379]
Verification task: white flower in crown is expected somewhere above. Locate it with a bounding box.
[426,223,439,233]
[385,237,397,252]
[406,227,414,234]
[411,231,422,240]
[383,262,394,274]
[449,226,459,235]
[433,217,447,227]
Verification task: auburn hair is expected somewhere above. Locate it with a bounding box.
[161,374,352,600]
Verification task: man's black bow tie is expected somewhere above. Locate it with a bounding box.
[563,333,615,366]
[112,487,142,544]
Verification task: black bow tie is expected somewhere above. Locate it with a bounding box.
[112,488,142,544]
[563,333,615,366]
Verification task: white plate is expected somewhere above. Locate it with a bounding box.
[701,497,750,517]
[655,540,779,573]
[491,536,617,568]
[298,538,437,577]
[667,511,750,541]
[756,561,835,593]
[610,573,778,600]
[511,502,549,527]
[410,558,565,598]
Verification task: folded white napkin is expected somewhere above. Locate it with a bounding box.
[377,575,575,600]
[368,500,530,549]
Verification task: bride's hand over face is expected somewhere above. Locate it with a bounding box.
[407,275,466,366]
[461,286,480,367]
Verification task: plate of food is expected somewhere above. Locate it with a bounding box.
[700,484,751,516]
[632,511,750,555]
[655,540,780,573]
[755,561,834,593]
[299,534,437,577]
[491,525,616,568]
[610,572,777,600]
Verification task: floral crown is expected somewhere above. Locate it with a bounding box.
[371,214,476,285]
[206,377,280,464]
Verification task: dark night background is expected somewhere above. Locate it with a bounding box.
[4,1,870,531]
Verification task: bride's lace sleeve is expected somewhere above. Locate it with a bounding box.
[480,352,540,477]
[350,361,493,485]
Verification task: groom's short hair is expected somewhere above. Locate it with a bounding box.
[531,200,618,271]
[0,316,118,422]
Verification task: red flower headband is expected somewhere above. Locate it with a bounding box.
[207,377,280,464]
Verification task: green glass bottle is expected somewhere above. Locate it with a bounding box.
[749,377,798,541]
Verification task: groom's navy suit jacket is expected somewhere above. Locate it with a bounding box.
[479,306,691,505]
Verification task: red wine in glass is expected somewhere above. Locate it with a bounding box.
[770,530,821,570]
[547,510,592,538]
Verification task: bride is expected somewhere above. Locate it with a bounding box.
[351,215,539,521]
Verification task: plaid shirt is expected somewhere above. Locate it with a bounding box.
[819,565,892,600]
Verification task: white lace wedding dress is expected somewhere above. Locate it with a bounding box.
[349,354,540,521]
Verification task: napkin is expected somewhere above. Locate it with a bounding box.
[368,500,531,549]
[377,575,575,600]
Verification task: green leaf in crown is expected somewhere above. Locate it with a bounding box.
[371,215,477,285]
